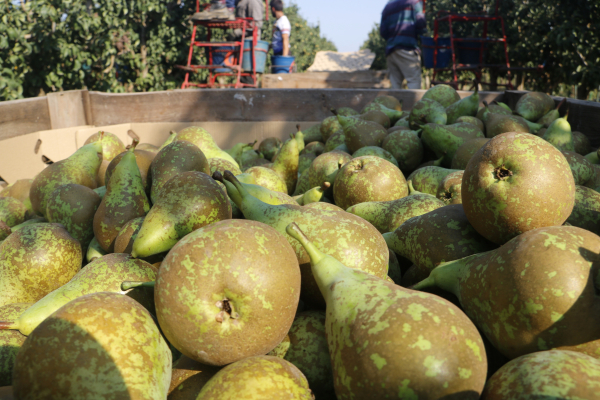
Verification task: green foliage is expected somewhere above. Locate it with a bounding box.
[360,24,386,71]
[361,1,600,99]
[0,0,335,101]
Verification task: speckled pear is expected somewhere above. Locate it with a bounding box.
[258,137,282,161]
[565,185,600,235]
[352,146,398,166]
[286,222,487,400]
[421,122,485,166]
[167,355,221,399]
[242,166,287,193]
[0,179,33,212]
[308,150,353,198]
[12,292,172,399]
[484,112,530,138]
[446,86,479,124]
[408,98,447,130]
[515,91,555,121]
[294,182,330,206]
[562,150,595,185]
[373,94,403,111]
[542,111,574,151]
[382,129,423,172]
[436,170,464,204]
[361,102,403,125]
[213,171,295,206]
[414,225,600,359]
[176,126,239,166]
[422,84,460,107]
[451,138,489,169]
[270,136,299,194]
[320,116,343,142]
[536,97,566,127]
[0,303,30,386]
[0,197,28,233]
[132,171,231,258]
[407,166,461,196]
[338,115,387,153]
[105,147,156,194]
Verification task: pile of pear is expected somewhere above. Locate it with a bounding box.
[0,86,600,399]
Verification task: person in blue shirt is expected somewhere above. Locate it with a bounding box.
[380,0,426,89]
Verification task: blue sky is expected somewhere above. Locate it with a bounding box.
[290,0,390,52]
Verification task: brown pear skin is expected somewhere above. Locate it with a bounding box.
[384,204,496,287]
[154,219,300,366]
[195,356,314,400]
[573,131,591,155]
[562,150,595,185]
[270,137,299,194]
[0,223,82,307]
[451,138,490,169]
[0,179,33,212]
[462,132,576,244]
[12,293,172,399]
[105,149,156,194]
[149,141,210,203]
[45,183,101,249]
[308,150,353,198]
[0,198,28,230]
[168,356,221,399]
[436,170,464,205]
[114,216,144,254]
[286,223,487,400]
[413,225,600,360]
[484,113,530,138]
[481,350,600,400]
[333,156,408,210]
[566,185,600,235]
[407,166,461,196]
[94,149,150,253]
[222,172,389,310]
[382,129,424,172]
[346,193,445,233]
[0,303,30,386]
[338,116,387,153]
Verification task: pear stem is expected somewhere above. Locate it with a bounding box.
[320,182,331,192]
[0,321,17,330]
[223,170,251,199]
[410,276,436,291]
[296,124,301,132]
[482,100,489,108]
[555,97,566,111]
[121,281,155,291]
[564,109,569,122]
[330,108,338,116]
[285,223,326,265]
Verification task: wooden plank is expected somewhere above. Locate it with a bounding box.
[0,96,51,141]
[47,90,88,129]
[262,71,390,89]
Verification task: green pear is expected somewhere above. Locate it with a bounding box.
[224,140,256,159]
[484,112,530,138]
[176,126,239,166]
[421,122,485,167]
[436,170,464,204]
[542,111,574,151]
[258,137,283,161]
[93,185,106,199]
[482,350,600,399]
[46,183,101,249]
[0,223,82,307]
[407,166,461,195]
[409,98,447,129]
[213,171,296,206]
[0,303,30,386]
[293,168,311,196]
[565,185,600,235]
[0,253,157,336]
[195,356,313,399]
[515,91,555,121]
[93,148,150,252]
[394,117,410,128]
[298,152,316,175]
[421,84,460,107]
[536,97,566,127]
[158,130,178,151]
[208,157,242,176]
[0,179,33,213]
[320,116,343,142]
[475,101,512,124]
[562,151,595,185]
[457,115,485,132]
[84,131,125,162]
[86,236,106,262]
[332,106,360,116]
[338,115,387,153]
[384,204,495,286]
[352,146,398,167]
[222,172,389,310]
[132,171,231,258]
[361,102,403,125]
[30,141,103,217]
[324,129,345,151]
[451,138,489,169]
[239,149,264,169]
[446,86,479,124]
[293,125,306,152]
[137,143,159,152]
[308,150,353,198]
[354,109,390,128]
[372,94,403,111]
[12,293,172,399]
[346,191,445,233]
[381,129,423,172]
[0,198,28,233]
[413,225,600,359]
[105,147,156,194]
[286,222,487,399]
[270,136,299,195]
[149,140,211,203]
[294,182,330,206]
[298,123,323,143]
[304,201,343,212]
[243,166,288,193]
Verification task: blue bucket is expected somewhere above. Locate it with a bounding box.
[420,36,452,69]
[271,55,295,74]
[242,39,269,73]
[207,45,238,72]
[456,39,486,65]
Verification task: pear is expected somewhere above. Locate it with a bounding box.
[176,126,238,166]
[0,223,81,307]
[0,198,28,232]
[482,350,600,399]
[562,150,595,185]
[421,84,460,107]
[352,146,398,167]
[93,147,150,252]
[457,115,485,132]
[258,137,282,161]
[298,152,316,175]
[308,150,353,198]
[301,141,326,156]
[158,130,178,151]
[421,122,485,166]
[0,253,157,336]
[565,185,600,235]
[542,110,574,151]
[208,157,242,176]
[484,112,530,138]
[243,166,287,193]
[0,303,30,386]
[584,150,600,165]
[12,293,172,399]
[332,106,360,116]
[286,222,487,399]
[384,204,496,286]
[324,129,345,151]
[320,115,343,142]
[333,156,408,210]
[269,136,299,194]
[86,236,106,262]
[239,149,264,169]
[225,140,256,160]
[132,171,231,258]
[195,356,313,399]
[93,185,106,199]
[0,179,33,212]
[293,182,330,206]
[382,129,423,172]
[413,225,600,360]
[213,171,296,206]
[105,147,156,194]
[394,117,410,128]
[168,355,221,399]
[153,219,300,366]
[515,91,555,121]
[84,131,126,185]
[407,166,461,196]
[149,140,211,203]
[293,168,311,196]
[462,132,575,244]
[346,191,445,233]
[476,101,512,126]
[0,221,10,242]
[223,172,389,310]
[372,94,403,111]
[573,131,591,155]
[446,86,480,124]
[241,157,270,170]
[30,141,103,217]
[114,216,145,254]
[298,123,323,143]
[137,143,158,152]
[45,183,101,249]
[451,138,489,169]
[409,98,447,129]
[536,97,566,127]
[436,170,464,204]
[338,115,387,153]
[304,201,343,212]
[361,103,402,125]
[387,250,403,284]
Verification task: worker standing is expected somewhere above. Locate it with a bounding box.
[233,0,264,40]
[270,0,291,56]
[192,0,236,21]
[380,0,426,89]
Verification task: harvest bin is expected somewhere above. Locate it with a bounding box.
[0,88,599,183]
